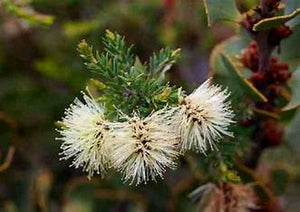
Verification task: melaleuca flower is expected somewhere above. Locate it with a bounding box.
[57,92,111,178]
[178,79,234,152]
[189,183,258,212]
[108,109,180,185]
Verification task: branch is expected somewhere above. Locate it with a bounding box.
[0,146,15,172]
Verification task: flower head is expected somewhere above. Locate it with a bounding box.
[189,183,258,212]
[57,92,110,177]
[179,79,234,152]
[108,108,180,185]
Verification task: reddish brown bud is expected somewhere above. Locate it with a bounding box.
[240,41,259,71]
[268,25,292,46]
[260,119,284,147]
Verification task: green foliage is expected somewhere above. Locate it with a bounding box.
[1,0,55,26]
[203,0,241,26]
[149,48,181,84]
[210,36,249,101]
[283,66,300,110]
[209,36,267,103]
[285,0,300,26]
[253,8,300,31]
[77,30,183,119]
[209,1,300,204]
[220,54,268,102]
[1,0,300,211]
[270,168,290,195]
[280,25,300,70]
[286,109,300,150]
[62,1,161,40]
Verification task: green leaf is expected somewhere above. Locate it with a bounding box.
[285,0,300,26]
[77,40,97,64]
[235,0,259,13]
[148,48,181,84]
[77,31,182,119]
[285,0,300,13]
[2,0,55,26]
[220,54,268,102]
[253,8,300,31]
[286,109,300,149]
[280,107,298,123]
[63,20,99,38]
[102,30,135,68]
[203,0,241,27]
[210,36,265,102]
[210,36,250,76]
[270,168,290,195]
[253,108,280,119]
[280,25,300,70]
[282,66,300,111]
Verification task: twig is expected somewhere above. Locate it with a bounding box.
[0,112,17,130]
[235,156,276,203]
[0,146,16,172]
[0,112,19,172]
[0,112,21,146]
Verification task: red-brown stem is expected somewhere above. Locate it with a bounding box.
[260,0,270,15]
[244,0,281,168]
[256,33,273,73]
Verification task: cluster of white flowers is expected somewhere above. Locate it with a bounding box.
[57,79,234,185]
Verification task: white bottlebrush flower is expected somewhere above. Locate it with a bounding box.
[57,92,110,178]
[178,78,234,153]
[108,108,180,185]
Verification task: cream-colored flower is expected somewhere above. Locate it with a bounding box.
[109,108,180,185]
[178,79,234,153]
[189,183,258,212]
[57,92,110,177]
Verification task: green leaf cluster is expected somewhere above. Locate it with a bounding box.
[203,0,241,27]
[1,0,55,26]
[209,1,300,118]
[207,0,300,189]
[77,30,183,120]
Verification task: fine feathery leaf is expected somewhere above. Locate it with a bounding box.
[102,30,135,68]
[77,30,183,119]
[149,48,181,84]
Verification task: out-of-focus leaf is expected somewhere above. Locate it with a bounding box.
[203,0,241,27]
[282,66,300,111]
[285,0,300,13]
[285,0,300,26]
[210,36,250,76]
[280,108,297,123]
[63,20,99,38]
[158,26,177,46]
[253,8,300,31]
[63,199,92,212]
[209,36,266,102]
[220,54,268,102]
[253,108,280,119]
[270,167,290,196]
[280,25,300,70]
[236,0,259,13]
[286,109,300,149]
[2,0,55,26]
[2,201,18,212]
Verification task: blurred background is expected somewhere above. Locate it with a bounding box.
[0,0,299,211]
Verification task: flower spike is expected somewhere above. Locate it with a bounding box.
[57,92,111,178]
